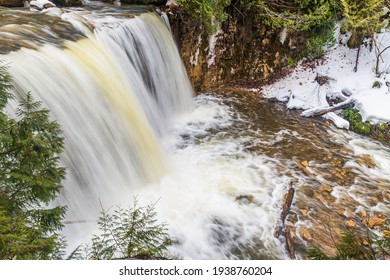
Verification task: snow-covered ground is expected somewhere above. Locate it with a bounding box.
[262,31,390,129]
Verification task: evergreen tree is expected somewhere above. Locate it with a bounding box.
[340,0,385,48]
[240,0,339,31]
[84,199,173,260]
[0,62,67,259]
[177,0,231,33]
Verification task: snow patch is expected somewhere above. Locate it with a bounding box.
[278,27,287,45]
[29,0,56,11]
[354,89,390,124]
[207,29,222,67]
[190,34,202,66]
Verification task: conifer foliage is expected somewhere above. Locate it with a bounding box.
[340,0,385,48]
[0,62,67,259]
[84,198,173,260]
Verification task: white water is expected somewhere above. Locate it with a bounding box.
[2,11,288,259]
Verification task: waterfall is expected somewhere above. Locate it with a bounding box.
[1,9,290,259]
[2,12,194,225]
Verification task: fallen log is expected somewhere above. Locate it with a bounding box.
[285,226,296,259]
[275,183,297,259]
[275,184,295,237]
[300,98,355,118]
[281,186,295,224]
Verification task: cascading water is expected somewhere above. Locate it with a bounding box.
[1,7,289,259]
[2,5,388,260]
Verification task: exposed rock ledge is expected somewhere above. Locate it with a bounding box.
[167,6,306,92]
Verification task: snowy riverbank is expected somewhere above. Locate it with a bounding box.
[262,31,390,131]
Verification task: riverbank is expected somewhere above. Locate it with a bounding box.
[259,30,390,146]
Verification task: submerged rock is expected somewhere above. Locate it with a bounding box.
[344,220,357,228]
[299,228,313,241]
[363,216,386,228]
[356,154,377,169]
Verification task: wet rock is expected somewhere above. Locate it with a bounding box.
[337,208,355,218]
[315,73,335,86]
[339,147,353,155]
[318,184,333,193]
[356,154,376,169]
[382,229,390,238]
[314,192,327,204]
[0,0,24,6]
[330,159,343,167]
[300,228,313,241]
[50,0,82,6]
[235,194,254,204]
[315,185,335,204]
[295,161,314,178]
[360,210,368,218]
[328,168,355,186]
[363,216,386,228]
[300,208,309,216]
[323,173,333,180]
[169,5,307,91]
[344,220,357,228]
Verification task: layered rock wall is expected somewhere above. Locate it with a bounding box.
[168,7,306,92]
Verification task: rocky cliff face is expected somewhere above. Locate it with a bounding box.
[168,7,306,92]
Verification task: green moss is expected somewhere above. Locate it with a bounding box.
[372,81,382,88]
[377,122,388,131]
[287,57,300,67]
[342,106,372,135]
[371,122,390,144]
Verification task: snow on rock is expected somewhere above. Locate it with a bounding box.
[28,0,96,34]
[324,112,350,129]
[29,0,56,11]
[166,0,177,6]
[354,88,390,124]
[262,32,390,129]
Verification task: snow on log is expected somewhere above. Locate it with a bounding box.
[300,97,355,118]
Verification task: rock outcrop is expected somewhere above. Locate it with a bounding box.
[168,6,306,92]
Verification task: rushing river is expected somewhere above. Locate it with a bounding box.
[1,3,389,259]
